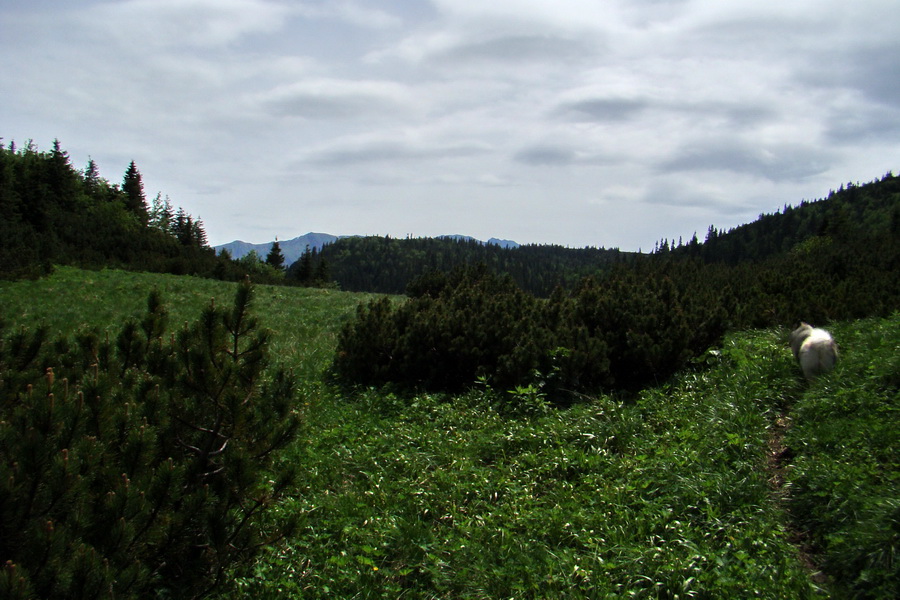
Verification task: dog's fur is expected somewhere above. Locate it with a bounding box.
[789,322,838,379]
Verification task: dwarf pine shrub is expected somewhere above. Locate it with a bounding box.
[0,280,302,599]
[333,263,729,399]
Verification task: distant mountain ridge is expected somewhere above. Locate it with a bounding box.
[215,233,519,264]
[215,233,338,264]
[437,235,520,249]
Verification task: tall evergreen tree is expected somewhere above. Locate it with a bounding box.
[265,239,285,270]
[122,160,149,224]
[294,245,313,283]
[173,207,191,245]
[191,216,208,247]
[48,139,78,206]
[83,157,100,197]
[148,192,175,234]
[162,196,175,234]
[313,253,330,284]
[149,192,164,229]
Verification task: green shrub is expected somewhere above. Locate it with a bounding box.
[0,280,302,599]
[334,265,549,393]
[333,263,731,399]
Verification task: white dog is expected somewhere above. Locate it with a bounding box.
[789,322,838,379]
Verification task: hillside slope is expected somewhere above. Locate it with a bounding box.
[667,171,900,263]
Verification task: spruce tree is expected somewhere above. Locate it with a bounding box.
[265,239,285,270]
[162,196,175,235]
[82,157,100,197]
[149,192,165,231]
[313,253,330,285]
[48,139,78,206]
[122,160,149,224]
[294,246,313,283]
[173,208,192,245]
[191,217,208,247]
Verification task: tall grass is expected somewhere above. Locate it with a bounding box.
[785,314,900,599]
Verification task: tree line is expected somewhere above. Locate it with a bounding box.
[310,235,628,297]
[292,171,899,297]
[0,139,286,283]
[657,172,900,263]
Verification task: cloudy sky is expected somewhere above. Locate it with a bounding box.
[3,0,898,251]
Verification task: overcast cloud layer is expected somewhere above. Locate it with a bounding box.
[3,0,898,250]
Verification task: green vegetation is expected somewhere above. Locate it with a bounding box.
[246,332,818,598]
[311,235,627,296]
[0,277,305,598]
[331,174,899,396]
[285,172,900,298]
[2,268,897,598]
[673,174,900,264]
[0,140,220,279]
[0,140,289,283]
[0,267,371,381]
[333,263,725,395]
[786,316,900,598]
[1,138,897,596]
[332,232,899,397]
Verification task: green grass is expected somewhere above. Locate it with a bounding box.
[0,265,376,381]
[2,267,897,598]
[785,315,900,599]
[239,331,822,599]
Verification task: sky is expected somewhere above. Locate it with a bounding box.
[2,0,899,251]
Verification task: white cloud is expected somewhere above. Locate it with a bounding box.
[428,0,618,32]
[293,1,403,30]
[83,0,292,48]
[294,131,494,167]
[660,139,834,182]
[2,0,898,250]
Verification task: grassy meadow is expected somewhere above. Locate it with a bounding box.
[0,266,375,382]
[1,267,897,599]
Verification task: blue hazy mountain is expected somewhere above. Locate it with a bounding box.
[214,233,338,264]
[215,233,519,264]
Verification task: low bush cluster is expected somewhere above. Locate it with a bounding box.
[333,263,729,398]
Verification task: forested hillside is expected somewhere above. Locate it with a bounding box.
[299,235,629,296]
[661,171,900,263]
[289,173,900,296]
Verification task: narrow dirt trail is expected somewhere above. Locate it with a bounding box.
[765,400,830,589]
